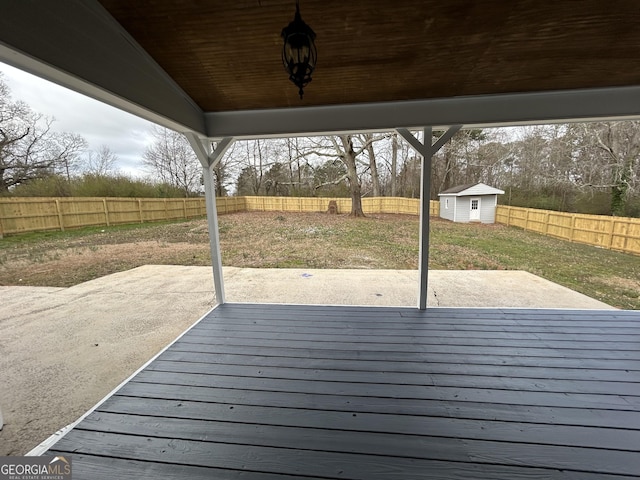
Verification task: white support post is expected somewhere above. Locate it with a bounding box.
[185,133,234,305]
[396,126,461,310]
[418,127,432,310]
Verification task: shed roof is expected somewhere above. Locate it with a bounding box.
[438,183,505,196]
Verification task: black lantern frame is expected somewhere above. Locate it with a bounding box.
[281,1,317,99]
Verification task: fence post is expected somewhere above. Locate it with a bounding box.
[138,199,144,223]
[607,218,616,250]
[569,214,577,242]
[183,199,187,219]
[621,220,629,253]
[0,200,6,238]
[103,199,110,227]
[55,199,65,232]
[544,211,550,234]
[525,208,531,231]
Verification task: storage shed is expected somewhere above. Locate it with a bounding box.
[438,183,505,223]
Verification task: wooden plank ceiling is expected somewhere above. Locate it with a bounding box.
[98,0,640,113]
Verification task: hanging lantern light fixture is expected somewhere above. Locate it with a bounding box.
[281,1,317,99]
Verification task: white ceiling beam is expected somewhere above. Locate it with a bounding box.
[208,138,235,168]
[205,86,640,139]
[396,128,429,157]
[431,125,462,153]
[0,0,205,135]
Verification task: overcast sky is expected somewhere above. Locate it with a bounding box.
[0,62,157,177]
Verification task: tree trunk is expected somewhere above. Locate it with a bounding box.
[390,133,398,197]
[364,134,381,197]
[611,181,626,216]
[611,156,631,216]
[213,163,226,197]
[442,143,454,193]
[340,135,365,217]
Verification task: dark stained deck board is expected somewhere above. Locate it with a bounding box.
[114,382,639,429]
[54,417,640,475]
[194,316,640,328]
[191,324,640,339]
[144,360,640,396]
[90,398,640,450]
[59,454,310,480]
[169,341,640,370]
[188,326,640,344]
[131,370,640,410]
[174,338,640,360]
[157,350,640,380]
[46,303,640,479]
[50,432,638,480]
[181,334,640,351]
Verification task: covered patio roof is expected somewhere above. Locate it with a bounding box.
[0,0,639,139]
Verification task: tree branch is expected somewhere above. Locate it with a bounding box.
[315,173,349,190]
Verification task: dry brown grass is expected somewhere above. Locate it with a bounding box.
[1,211,639,308]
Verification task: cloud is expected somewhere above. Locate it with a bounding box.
[0,62,158,177]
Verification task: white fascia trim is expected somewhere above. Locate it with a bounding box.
[0,42,205,135]
[205,85,640,139]
[0,0,205,135]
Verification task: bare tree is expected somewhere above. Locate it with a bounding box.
[0,75,87,192]
[83,144,118,176]
[577,122,640,215]
[142,126,201,196]
[55,132,88,181]
[322,135,388,216]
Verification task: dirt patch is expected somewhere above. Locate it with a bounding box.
[0,240,211,287]
[0,213,421,286]
[591,275,640,299]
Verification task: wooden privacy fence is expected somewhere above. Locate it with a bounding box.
[496,205,640,256]
[215,196,435,216]
[3,196,638,256]
[0,197,207,236]
[0,196,437,237]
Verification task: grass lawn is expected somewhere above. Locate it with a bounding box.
[1,211,638,309]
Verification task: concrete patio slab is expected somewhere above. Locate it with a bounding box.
[0,265,614,456]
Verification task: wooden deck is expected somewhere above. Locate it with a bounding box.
[47,303,640,479]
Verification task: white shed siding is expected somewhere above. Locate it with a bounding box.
[439,196,456,221]
[456,197,471,222]
[479,195,497,223]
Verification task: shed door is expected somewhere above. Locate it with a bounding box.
[470,197,481,221]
